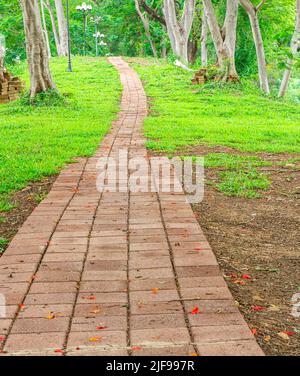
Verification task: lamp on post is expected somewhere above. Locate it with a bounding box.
[76,2,92,56]
[66,0,72,72]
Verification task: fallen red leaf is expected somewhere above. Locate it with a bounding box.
[242,274,251,280]
[19,304,25,311]
[0,336,5,341]
[131,346,142,350]
[282,331,294,336]
[191,306,200,315]
[194,247,202,251]
[251,328,258,335]
[251,305,265,312]
[54,349,64,354]
[96,326,108,330]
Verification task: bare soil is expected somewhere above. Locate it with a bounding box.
[151,147,300,356]
[0,176,57,255]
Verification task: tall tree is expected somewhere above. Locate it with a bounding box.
[163,0,195,65]
[20,0,56,97]
[54,0,68,56]
[134,0,158,57]
[278,0,300,97]
[239,0,270,93]
[40,0,51,58]
[201,10,208,67]
[44,0,61,55]
[203,0,239,81]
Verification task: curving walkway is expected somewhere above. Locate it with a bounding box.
[0,57,263,356]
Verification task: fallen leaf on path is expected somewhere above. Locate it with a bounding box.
[54,349,64,354]
[242,274,251,280]
[268,304,280,312]
[277,332,290,341]
[89,336,102,342]
[253,295,264,302]
[282,331,294,336]
[191,306,200,315]
[0,336,5,341]
[264,335,271,343]
[131,346,142,350]
[96,326,108,330]
[251,328,258,335]
[151,287,159,294]
[90,308,101,314]
[251,306,265,312]
[19,304,25,311]
[47,312,55,320]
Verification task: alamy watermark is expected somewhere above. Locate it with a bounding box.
[96,150,204,204]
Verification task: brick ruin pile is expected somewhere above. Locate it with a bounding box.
[191,68,208,85]
[0,70,24,104]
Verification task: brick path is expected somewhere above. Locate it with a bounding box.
[0,57,263,356]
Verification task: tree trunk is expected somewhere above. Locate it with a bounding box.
[201,10,208,66]
[239,0,270,93]
[45,0,61,56]
[134,0,158,58]
[278,0,300,97]
[223,0,239,80]
[0,47,4,81]
[203,0,239,81]
[188,39,198,65]
[54,0,68,56]
[20,0,56,97]
[163,0,195,65]
[40,0,51,58]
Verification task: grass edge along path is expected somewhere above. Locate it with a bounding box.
[0,57,121,213]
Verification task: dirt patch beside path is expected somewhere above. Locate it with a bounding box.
[0,176,57,255]
[151,148,300,356]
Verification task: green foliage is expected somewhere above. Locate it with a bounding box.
[0,57,121,212]
[132,59,300,153]
[0,237,9,253]
[216,168,270,199]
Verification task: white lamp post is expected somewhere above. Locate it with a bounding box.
[76,2,92,55]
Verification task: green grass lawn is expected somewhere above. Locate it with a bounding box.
[131,58,299,198]
[0,57,121,212]
[132,59,300,154]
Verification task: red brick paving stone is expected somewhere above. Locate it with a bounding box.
[132,345,195,356]
[11,317,69,334]
[67,330,127,350]
[74,303,127,318]
[4,332,66,353]
[0,57,263,356]
[78,292,127,304]
[131,301,184,315]
[131,328,190,347]
[197,340,264,356]
[131,314,186,330]
[193,325,254,343]
[18,304,73,318]
[130,290,180,303]
[180,287,233,300]
[189,312,247,327]
[67,348,128,356]
[29,282,78,294]
[184,299,240,314]
[71,315,127,332]
[24,293,76,305]
[0,319,13,334]
[129,278,176,291]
